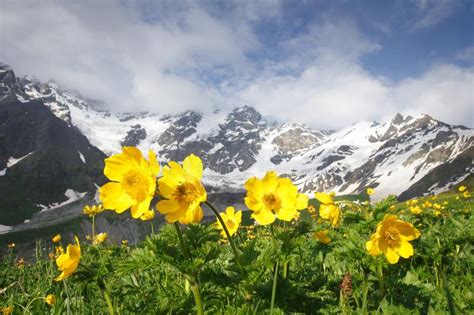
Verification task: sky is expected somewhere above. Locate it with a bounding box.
[0,0,473,129]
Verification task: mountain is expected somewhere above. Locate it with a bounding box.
[1,64,473,231]
[0,65,107,226]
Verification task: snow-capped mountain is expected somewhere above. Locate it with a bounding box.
[1,64,473,205]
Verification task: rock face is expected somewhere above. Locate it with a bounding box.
[0,63,473,225]
[0,63,473,254]
[121,124,147,147]
[0,97,107,225]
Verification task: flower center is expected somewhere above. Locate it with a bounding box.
[383,226,401,247]
[226,220,235,230]
[173,182,199,204]
[263,193,279,209]
[122,169,150,201]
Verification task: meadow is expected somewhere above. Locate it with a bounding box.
[1,148,472,314]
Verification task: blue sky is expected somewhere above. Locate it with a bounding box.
[1,0,473,129]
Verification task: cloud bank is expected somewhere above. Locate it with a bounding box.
[0,0,472,129]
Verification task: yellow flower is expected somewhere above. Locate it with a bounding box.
[314,192,341,227]
[410,206,422,215]
[99,147,160,219]
[244,171,308,225]
[55,246,64,256]
[1,306,13,315]
[313,229,331,244]
[93,232,108,245]
[140,209,156,221]
[156,154,206,224]
[52,234,61,243]
[83,204,104,217]
[307,204,317,215]
[55,236,81,281]
[366,215,420,264]
[45,294,56,306]
[463,191,471,199]
[433,210,442,217]
[216,207,242,238]
[121,240,129,246]
[16,257,25,268]
[389,205,396,212]
[458,185,467,192]
[367,188,375,196]
[7,243,15,249]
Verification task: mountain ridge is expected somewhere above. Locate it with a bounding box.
[1,64,472,215]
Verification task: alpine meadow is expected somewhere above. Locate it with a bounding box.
[1,1,473,314]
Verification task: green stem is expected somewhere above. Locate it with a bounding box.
[377,259,385,296]
[270,260,279,311]
[361,269,369,315]
[174,222,190,259]
[150,221,155,235]
[204,201,244,274]
[187,276,204,315]
[91,215,95,243]
[282,260,289,279]
[441,264,456,315]
[63,280,71,315]
[101,286,115,315]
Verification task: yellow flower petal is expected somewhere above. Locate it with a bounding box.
[315,192,334,205]
[183,154,203,179]
[276,207,298,221]
[103,152,136,181]
[122,146,145,163]
[296,193,309,209]
[366,235,381,256]
[99,182,134,213]
[252,209,276,225]
[384,247,400,264]
[396,241,414,258]
[244,177,264,200]
[394,221,420,241]
[55,237,80,281]
[262,171,280,194]
[131,198,152,219]
[148,150,160,177]
[179,205,203,224]
[156,199,181,214]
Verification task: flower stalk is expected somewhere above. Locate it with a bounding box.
[270,260,279,311]
[377,259,385,295]
[204,201,244,274]
[186,275,204,315]
[91,215,96,243]
[174,222,190,259]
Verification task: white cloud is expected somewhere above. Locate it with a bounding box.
[411,0,460,30]
[0,0,259,114]
[391,64,474,127]
[0,1,472,130]
[456,46,474,62]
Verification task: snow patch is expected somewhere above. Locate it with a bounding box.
[78,151,86,163]
[0,224,13,234]
[39,189,87,212]
[16,94,30,103]
[6,151,35,168]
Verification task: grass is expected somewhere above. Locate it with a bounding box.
[1,187,472,314]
